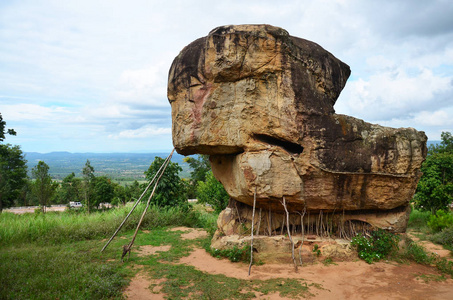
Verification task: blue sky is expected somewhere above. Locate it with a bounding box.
[1,0,452,153]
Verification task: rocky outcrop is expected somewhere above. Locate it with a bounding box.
[168,24,427,236]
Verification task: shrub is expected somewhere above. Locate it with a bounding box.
[196,171,229,213]
[351,229,400,264]
[427,210,453,233]
[407,208,431,231]
[430,226,453,251]
[208,245,250,263]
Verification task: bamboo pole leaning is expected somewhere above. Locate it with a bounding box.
[122,149,174,261]
[101,149,175,254]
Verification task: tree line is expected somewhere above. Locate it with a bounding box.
[0,113,229,213]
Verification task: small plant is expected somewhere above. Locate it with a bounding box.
[312,244,321,257]
[209,245,251,263]
[416,273,447,283]
[427,210,453,233]
[351,229,399,264]
[323,257,336,266]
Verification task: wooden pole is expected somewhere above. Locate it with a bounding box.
[282,197,297,272]
[297,207,306,266]
[126,150,173,255]
[256,208,262,236]
[101,149,175,253]
[248,186,257,276]
[268,206,272,236]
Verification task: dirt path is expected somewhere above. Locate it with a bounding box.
[5,205,67,214]
[125,227,453,300]
[408,230,453,260]
[180,248,453,299]
[124,269,166,300]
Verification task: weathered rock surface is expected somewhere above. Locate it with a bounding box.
[168,24,427,234]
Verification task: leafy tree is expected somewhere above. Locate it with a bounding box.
[125,180,143,201]
[112,183,127,206]
[183,155,210,198]
[0,113,16,142]
[92,176,114,208]
[196,171,229,212]
[56,172,82,205]
[110,180,146,206]
[18,179,34,207]
[0,114,27,212]
[415,131,453,212]
[31,161,57,213]
[82,160,95,212]
[144,156,186,207]
[429,132,453,154]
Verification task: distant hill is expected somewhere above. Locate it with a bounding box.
[24,152,191,181]
[25,140,439,181]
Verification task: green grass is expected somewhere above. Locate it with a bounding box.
[0,204,320,299]
[0,204,217,299]
[408,207,453,252]
[399,236,453,277]
[3,205,452,299]
[430,226,453,251]
[0,203,216,246]
[408,208,431,232]
[0,239,129,299]
[415,273,447,283]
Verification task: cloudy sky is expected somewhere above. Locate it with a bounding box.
[1,0,452,153]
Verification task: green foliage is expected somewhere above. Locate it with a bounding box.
[414,131,453,212]
[31,161,58,212]
[427,209,453,233]
[81,159,95,212]
[144,156,187,207]
[196,171,230,212]
[351,229,400,264]
[430,226,453,251]
[56,172,82,204]
[209,245,251,263]
[0,144,28,211]
[0,132,27,203]
[407,207,431,231]
[312,244,321,257]
[184,155,211,198]
[402,237,453,277]
[0,205,213,246]
[126,180,143,200]
[0,113,16,142]
[92,176,114,208]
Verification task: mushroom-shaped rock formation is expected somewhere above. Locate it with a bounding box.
[168,24,427,241]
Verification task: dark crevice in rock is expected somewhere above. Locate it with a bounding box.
[253,134,304,154]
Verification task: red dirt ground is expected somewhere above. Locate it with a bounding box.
[125,227,453,300]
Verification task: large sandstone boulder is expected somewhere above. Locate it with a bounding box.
[168,24,427,235]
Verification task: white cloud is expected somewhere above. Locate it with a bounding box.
[110,125,171,139]
[336,68,453,121]
[1,0,453,152]
[1,103,71,121]
[115,63,169,107]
